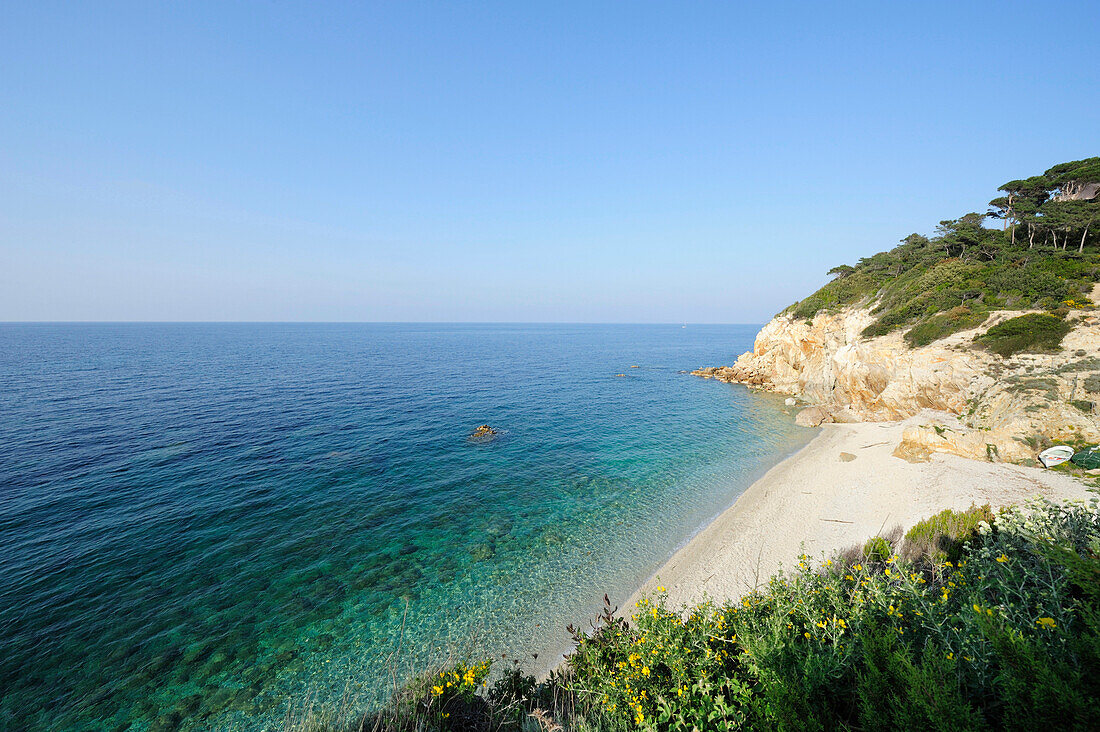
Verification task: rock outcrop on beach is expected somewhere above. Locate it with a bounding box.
[694,305,1100,464]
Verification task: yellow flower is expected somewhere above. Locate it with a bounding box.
[657,585,666,592]
[973,604,982,613]
[431,685,443,696]
[641,665,650,676]
[1036,617,1057,629]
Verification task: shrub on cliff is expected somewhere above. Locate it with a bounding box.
[904,306,990,347]
[975,314,1073,358]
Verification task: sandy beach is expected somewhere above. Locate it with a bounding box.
[628,410,1096,611]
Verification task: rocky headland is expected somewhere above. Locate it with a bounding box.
[694,299,1100,465]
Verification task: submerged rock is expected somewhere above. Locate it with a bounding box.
[484,515,513,538]
[468,542,495,561]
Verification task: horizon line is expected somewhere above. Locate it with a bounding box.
[0,320,766,326]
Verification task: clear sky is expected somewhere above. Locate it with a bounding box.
[2,1,1098,322]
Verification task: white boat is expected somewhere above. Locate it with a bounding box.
[1038,446,1075,468]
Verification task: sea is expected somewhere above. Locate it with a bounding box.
[0,323,812,731]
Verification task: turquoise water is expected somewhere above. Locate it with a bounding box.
[0,323,811,730]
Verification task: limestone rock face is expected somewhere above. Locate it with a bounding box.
[694,307,1100,463]
[795,406,833,427]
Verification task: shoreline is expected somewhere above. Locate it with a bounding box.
[626,410,1094,612]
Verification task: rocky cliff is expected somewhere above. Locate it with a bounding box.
[695,303,1100,464]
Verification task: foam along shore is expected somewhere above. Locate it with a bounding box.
[628,410,1095,612]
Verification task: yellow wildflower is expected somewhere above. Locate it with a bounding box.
[1036,617,1056,629]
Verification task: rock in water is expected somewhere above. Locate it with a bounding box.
[468,424,500,442]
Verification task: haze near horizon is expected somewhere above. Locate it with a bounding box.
[2,1,1098,322]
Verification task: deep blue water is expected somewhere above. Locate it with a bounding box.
[0,323,811,730]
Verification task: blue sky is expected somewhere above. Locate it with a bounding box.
[2,1,1098,322]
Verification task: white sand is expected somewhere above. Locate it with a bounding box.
[628,412,1094,611]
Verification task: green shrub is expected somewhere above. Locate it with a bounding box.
[788,272,881,320]
[855,623,983,730]
[901,504,994,564]
[975,313,1073,357]
[905,307,989,347]
[863,535,892,562]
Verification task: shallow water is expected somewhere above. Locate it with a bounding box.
[0,323,812,730]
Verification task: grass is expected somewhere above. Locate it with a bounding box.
[975,314,1073,358]
[296,497,1100,731]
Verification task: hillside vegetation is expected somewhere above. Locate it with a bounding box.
[787,158,1100,351]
